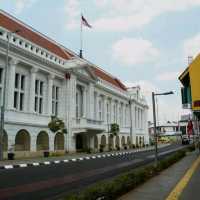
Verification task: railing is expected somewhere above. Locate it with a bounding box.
[0,27,66,67]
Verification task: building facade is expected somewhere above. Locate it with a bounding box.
[0,10,149,158]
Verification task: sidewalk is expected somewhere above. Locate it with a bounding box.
[0,144,169,169]
[118,150,199,200]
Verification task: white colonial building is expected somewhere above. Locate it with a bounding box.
[0,10,149,158]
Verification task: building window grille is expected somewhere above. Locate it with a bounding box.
[14,73,25,111]
[34,79,44,114]
[52,85,59,116]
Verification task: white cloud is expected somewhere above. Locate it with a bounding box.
[112,37,159,65]
[13,0,37,14]
[93,0,200,32]
[183,33,200,59]
[156,71,180,81]
[64,0,81,30]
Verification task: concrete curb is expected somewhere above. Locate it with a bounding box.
[0,145,170,170]
[0,151,135,170]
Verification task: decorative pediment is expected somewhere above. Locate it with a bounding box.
[72,66,97,82]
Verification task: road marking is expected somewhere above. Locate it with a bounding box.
[85,157,90,160]
[166,155,200,200]
[72,159,77,162]
[33,163,39,166]
[44,161,50,165]
[92,156,96,159]
[97,155,101,158]
[79,158,83,161]
[63,160,69,163]
[19,164,27,168]
[4,165,13,169]
[54,161,60,164]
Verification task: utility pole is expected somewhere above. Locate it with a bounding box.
[0,30,20,160]
[0,32,10,160]
[152,92,158,167]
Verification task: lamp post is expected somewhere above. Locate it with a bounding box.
[152,91,174,167]
[0,29,20,161]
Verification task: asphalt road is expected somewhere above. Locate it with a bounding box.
[0,144,185,200]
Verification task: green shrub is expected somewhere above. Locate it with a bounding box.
[187,145,195,152]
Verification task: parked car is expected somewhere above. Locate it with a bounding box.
[182,135,190,145]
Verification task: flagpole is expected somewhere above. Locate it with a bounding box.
[80,13,83,58]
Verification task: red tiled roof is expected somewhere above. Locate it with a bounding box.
[0,11,73,60]
[0,11,127,91]
[93,67,127,91]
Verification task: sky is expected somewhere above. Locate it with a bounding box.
[1,0,199,123]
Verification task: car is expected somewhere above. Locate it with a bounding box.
[182,135,190,145]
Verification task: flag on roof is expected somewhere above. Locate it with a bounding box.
[81,15,92,28]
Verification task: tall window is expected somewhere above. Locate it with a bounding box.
[113,102,118,123]
[52,85,59,116]
[99,97,103,120]
[14,73,25,111]
[119,104,123,126]
[76,86,83,118]
[35,79,44,114]
[0,68,3,106]
[106,100,111,124]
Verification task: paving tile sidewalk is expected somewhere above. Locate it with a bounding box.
[0,144,169,169]
[118,151,198,200]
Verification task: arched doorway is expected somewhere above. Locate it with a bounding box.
[36,131,49,151]
[100,135,106,148]
[94,135,98,149]
[136,136,139,147]
[54,132,64,150]
[115,135,120,149]
[3,131,8,151]
[108,135,114,150]
[127,136,131,147]
[121,136,125,148]
[76,134,83,151]
[15,130,30,151]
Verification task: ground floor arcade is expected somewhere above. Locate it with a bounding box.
[2,124,148,158]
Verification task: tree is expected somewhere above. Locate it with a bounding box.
[48,116,67,134]
[110,123,119,136]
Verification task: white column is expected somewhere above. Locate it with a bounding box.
[82,87,87,118]
[88,83,94,119]
[110,100,114,123]
[29,67,38,113]
[96,93,99,120]
[103,96,107,123]
[7,58,18,110]
[47,74,54,115]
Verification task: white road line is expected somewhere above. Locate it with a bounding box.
[102,155,106,157]
[54,160,60,164]
[92,156,96,159]
[79,158,83,161]
[85,157,90,160]
[97,155,101,158]
[72,158,77,162]
[32,163,39,166]
[19,164,27,168]
[63,159,69,163]
[4,165,13,169]
[44,161,50,165]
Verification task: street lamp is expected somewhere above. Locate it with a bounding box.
[152,91,174,167]
[0,29,20,161]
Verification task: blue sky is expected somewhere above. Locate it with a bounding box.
[1,0,200,122]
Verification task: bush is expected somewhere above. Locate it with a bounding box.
[65,149,187,200]
[50,151,65,157]
[187,144,195,152]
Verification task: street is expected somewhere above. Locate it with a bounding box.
[0,144,183,200]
